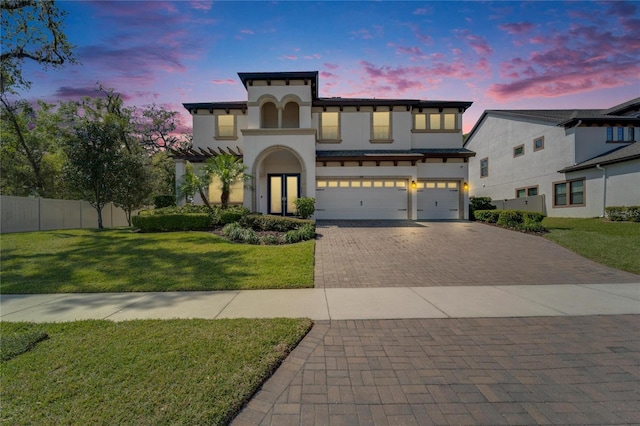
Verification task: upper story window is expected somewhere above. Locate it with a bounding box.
[480,157,489,178]
[416,112,458,131]
[371,111,392,142]
[414,113,427,130]
[282,102,299,128]
[513,144,524,157]
[261,102,278,128]
[629,127,635,141]
[216,115,236,139]
[617,127,624,141]
[319,112,340,141]
[533,136,544,151]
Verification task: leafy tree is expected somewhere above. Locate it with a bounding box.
[203,154,251,209]
[112,149,154,226]
[149,151,176,199]
[0,98,70,197]
[134,104,191,153]
[1,0,76,94]
[177,161,212,211]
[62,120,126,229]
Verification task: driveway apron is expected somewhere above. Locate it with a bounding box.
[314,220,640,288]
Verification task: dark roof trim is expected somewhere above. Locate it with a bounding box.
[602,97,640,116]
[316,149,475,164]
[314,98,472,111]
[558,142,640,173]
[238,71,319,98]
[558,116,640,127]
[170,146,243,162]
[183,102,247,114]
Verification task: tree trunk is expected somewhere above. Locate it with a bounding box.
[199,188,213,212]
[221,190,229,210]
[97,207,104,229]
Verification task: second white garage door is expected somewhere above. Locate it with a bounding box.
[316,178,409,220]
[417,181,460,220]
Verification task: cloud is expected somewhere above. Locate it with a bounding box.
[283,55,298,61]
[499,22,535,35]
[456,30,493,56]
[54,86,106,100]
[303,54,322,60]
[190,1,212,11]
[324,63,340,70]
[240,29,255,35]
[487,2,640,101]
[412,7,430,15]
[349,25,384,40]
[211,79,236,85]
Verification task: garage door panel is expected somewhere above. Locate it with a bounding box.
[316,179,408,220]
[417,181,460,220]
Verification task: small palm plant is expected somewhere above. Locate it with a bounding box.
[203,153,251,209]
[177,161,213,211]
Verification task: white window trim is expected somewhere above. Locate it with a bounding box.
[370,110,393,143]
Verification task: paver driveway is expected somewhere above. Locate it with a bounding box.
[314,221,640,287]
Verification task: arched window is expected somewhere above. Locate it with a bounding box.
[261,102,278,128]
[282,102,300,128]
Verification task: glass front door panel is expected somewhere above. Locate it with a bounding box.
[270,176,282,214]
[286,175,299,214]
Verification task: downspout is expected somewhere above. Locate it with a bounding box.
[596,164,606,218]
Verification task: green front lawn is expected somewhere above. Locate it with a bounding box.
[543,217,640,275]
[1,318,312,425]
[0,229,314,293]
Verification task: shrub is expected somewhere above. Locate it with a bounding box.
[283,223,316,244]
[222,223,260,244]
[473,210,501,223]
[497,210,523,228]
[470,196,495,219]
[132,213,212,232]
[606,206,640,222]
[294,197,315,219]
[261,234,281,245]
[217,206,251,226]
[241,214,312,232]
[154,195,177,209]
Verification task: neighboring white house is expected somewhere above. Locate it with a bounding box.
[174,71,475,220]
[464,98,640,217]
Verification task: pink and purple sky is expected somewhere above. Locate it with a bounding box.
[19,0,640,133]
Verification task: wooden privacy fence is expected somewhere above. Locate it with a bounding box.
[0,195,131,233]
[491,194,546,215]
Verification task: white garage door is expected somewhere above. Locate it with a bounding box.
[417,181,460,220]
[316,178,409,220]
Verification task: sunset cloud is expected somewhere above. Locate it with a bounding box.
[498,22,535,35]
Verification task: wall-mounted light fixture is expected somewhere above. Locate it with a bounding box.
[411,180,417,189]
[463,182,469,191]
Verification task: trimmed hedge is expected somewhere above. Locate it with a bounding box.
[240,214,313,232]
[132,213,212,232]
[605,206,640,222]
[473,210,501,223]
[474,209,546,232]
[140,205,211,216]
[217,206,251,226]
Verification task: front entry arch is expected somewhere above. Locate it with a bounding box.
[252,146,306,216]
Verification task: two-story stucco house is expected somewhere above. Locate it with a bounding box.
[464,98,640,217]
[173,71,475,220]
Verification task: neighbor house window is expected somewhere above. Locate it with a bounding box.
[554,178,585,207]
[319,112,340,141]
[516,186,538,198]
[371,111,392,142]
[216,115,236,139]
[629,127,635,141]
[480,157,488,178]
[534,136,544,151]
[617,127,624,141]
[606,127,613,141]
[414,113,427,130]
[513,144,524,157]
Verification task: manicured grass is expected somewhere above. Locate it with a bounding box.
[543,217,640,275]
[1,318,312,425]
[0,229,314,293]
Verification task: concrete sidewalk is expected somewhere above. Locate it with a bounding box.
[2,283,638,323]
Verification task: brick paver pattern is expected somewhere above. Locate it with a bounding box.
[314,221,640,287]
[233,315,640,425]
